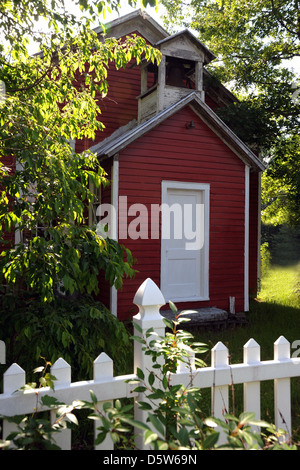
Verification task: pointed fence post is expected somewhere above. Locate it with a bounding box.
[50,358,72,450]
[2,363,25,445]
[243,338,261,428]
[274,336,292,442]
[93,352,114,450]
[211,341,229,446]
[132,278,166,450]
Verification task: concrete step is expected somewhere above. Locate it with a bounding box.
[160,307,247,329]
[160,307,228,327]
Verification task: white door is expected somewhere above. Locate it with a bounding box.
[161,182,209,302]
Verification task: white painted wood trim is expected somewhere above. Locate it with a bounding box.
[244,166,250,312]
[110,154,119,317]
[160,181,210,302]
[257,172,262,292]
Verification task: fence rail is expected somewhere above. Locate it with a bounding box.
[1,278,300,450]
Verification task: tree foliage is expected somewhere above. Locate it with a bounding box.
[0,0,161,301]
[161,0,300,225]
[261,134,300,226]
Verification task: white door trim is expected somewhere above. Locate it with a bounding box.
[160,181,210,302]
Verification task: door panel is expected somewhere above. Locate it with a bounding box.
[161,183,209,302]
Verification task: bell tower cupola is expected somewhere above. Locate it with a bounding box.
[137,29,215,123]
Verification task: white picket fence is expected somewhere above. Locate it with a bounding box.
[1,277,300,450]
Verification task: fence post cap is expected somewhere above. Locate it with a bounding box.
[4,362,25,376]
[94,352,113,380]
[51,357,70,370]
[133,278,165,307]
[274,335,290,360]
[94,352,113,365]
[274,335,290,345]
[211,341,229,367]
[211,341,228,352]
[244,338,260,349]
[133,278,165,329]
[244,338,260,363]
[51,357,71,385]
[3,363,25,394]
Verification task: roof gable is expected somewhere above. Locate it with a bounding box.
[94,9,169,44]
[89,92,266,171]
[155,29,215,65]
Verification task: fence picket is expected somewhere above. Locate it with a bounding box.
[1,279,300,450]
[50,358,72,450]
[93,352,114,450]
[243,338,261,428]
[211,342,229,444]
[274,336,292,441]
[132,278,166,450]
[2,363,26,445]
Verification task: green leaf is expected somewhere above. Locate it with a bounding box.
[138,401,153,411]
[148,372,155,387]
[169,301,177,314]
[147,414,165,437]
[41,395,64,407]
[133,386,148,393]
[202,432,219,449]
[66,413,79,425]
[144,429,158,445]
[131,335,146,344]
[102,401,113,412]
[120,417,151,432]
[178,426,189,446]
[94,432,107,445]
[136,368,145,380]
[132,322,143,334]
[238,411,256,425]
[163,318,174,329]
[162,375,169,390]
[89,390,98,404]
[204,418,219,429]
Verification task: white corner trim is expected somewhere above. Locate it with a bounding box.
[257,172,262,292]
[244,166,250,312]
[110,154,119,317]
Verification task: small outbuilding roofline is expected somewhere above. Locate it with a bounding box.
[89,91,266,171]
[155,29,216,65]
[94,9,169,43]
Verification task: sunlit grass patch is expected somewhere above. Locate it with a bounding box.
[258,262,300,308]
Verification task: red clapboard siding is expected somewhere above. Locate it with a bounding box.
[114,105,247,320]
[76,59,141,153]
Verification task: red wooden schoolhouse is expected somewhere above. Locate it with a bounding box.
[77,10,266,321]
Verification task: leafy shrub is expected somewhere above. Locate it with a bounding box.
[0,293,132,381]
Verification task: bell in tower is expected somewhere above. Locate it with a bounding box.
[166,58,186,87]
[166,57,193,88]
